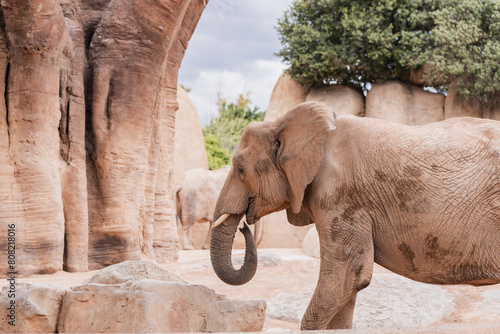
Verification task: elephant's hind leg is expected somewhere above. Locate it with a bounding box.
[182,219,195,250]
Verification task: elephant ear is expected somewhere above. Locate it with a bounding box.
[276,102,336,213]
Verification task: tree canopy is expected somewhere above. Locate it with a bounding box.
[203,94,265,170]
[276,0,500,104]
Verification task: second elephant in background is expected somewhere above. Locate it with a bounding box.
[175,166,261,249]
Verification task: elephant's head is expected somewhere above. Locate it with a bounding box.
[210,102,336,285]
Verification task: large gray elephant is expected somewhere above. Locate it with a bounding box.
[176,166,261,249]
[209,101,500,330]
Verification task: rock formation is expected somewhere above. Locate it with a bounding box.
[444,87,482,119]
[84,260,187,284]
[0,283,68,333]
[258,214,312,249]
[306,85,365,117]
[265,72,310,122]
[86,0,208,269]
[174,86,209,182]
[445,85,500,120]
[301,226,320,259]
[58,280,266,333]
[0,261,266,333]
[365,81,445,125]
[0,0,208,277]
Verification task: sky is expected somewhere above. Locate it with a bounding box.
[178,0,294,126]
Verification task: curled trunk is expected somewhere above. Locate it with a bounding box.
[210,214,257,285]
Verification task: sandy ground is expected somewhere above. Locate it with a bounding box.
[2,248,499,333]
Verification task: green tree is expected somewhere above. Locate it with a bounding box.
[276,0,500,104]
[276,0,423,88]
[405,0,500,105]
[204,133,232,170]
[203,94,265,170]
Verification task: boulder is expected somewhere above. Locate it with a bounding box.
[444,87,482,119]
[84,260,186,284]
[483,106,500,121]
[306,85,364,117]
[174,86,209,182]
[57,280,266,333]
[264,72,310,122]
[301,226,320,259]
[365,81,445,125]
[257,211,312,249]
[445,86,500,120]
[0,283,68,333]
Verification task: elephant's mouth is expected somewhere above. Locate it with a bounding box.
[246,197,258,226]
[211,197,258,229]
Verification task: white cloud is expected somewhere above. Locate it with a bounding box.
[178,0,293,126]
[186,59,286,125]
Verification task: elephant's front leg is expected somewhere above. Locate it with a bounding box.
[326,293,357,329]
[301,216,374,330]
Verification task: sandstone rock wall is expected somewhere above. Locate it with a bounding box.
[264,72,310,122]
[174,86,209,182]
[445,85,500,120]
[365,81,445,125]
[86,0,208,269]
[306,85,365,117]
[0,0,208,277]
[301,226,320,259]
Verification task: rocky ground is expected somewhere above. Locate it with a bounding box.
[2,248,499,333]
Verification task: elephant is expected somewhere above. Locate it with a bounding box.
[175,166,262,249]
[209,101,500,330]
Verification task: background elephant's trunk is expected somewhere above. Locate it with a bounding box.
[210,214,257,285]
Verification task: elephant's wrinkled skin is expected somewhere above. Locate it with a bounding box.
[210,101,500,330]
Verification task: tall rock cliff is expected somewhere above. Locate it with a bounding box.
[0,0,208,276]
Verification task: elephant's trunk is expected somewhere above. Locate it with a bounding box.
[210,213,257,285]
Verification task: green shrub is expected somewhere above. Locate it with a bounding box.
[204,133,232,170]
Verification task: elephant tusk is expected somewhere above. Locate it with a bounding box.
[211,213,230,229]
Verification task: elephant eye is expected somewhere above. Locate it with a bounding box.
[237,166,245,177]
[274,139,281,157]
